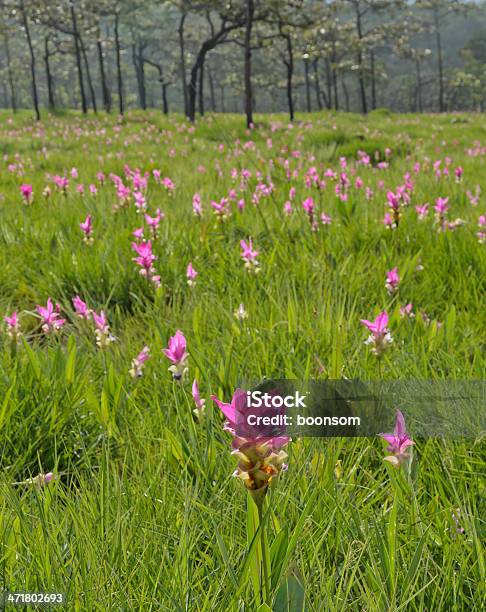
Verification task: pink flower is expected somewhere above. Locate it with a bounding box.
[129,346,150,378]
[162,177,175,193]
[92,310,115,348]
[4,311,20,339]
[132,227,144,240]
[477,215,486,243]
[145,208,164,236]
[72,295,91,320]
[360,311,393,356]
[79,214,93,243]
[131,240,160,287]
[192,379,206,417]
[379,409,414,467]
[454,166,463,182]
[163,330,188,379]
[211,389,290,504]
[283,201,293,215]
[415,204,429,220]
[399,303,414,318]
[193,193,202,216]
[240,238,260,273]
[20,184,33,204]
[321,212,332,225]
[186,262,198,286]
[385,267,400,294]
[36,298,65,334]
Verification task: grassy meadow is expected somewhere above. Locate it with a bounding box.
[0,109,484,610]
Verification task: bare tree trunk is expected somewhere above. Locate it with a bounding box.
[280,28,294,122]
[198,59,205,116]
[415,57,423,113]
[20,1,40,120]
[70,5,87,114]
[207,64,216,111]
[341,74,350,112]
[97,39,111,112]
[244,0,254,127]
[44,37,55,108]
[434,8,444,113]
[220,84,225,112]
[80,37,97,113]
[162,83,169,115]
[355,7,367,114]
[4,32,17,112]
[303,58,311,112]
[132,41,147,109]
[370,49,376,110]
[114,12,124,115]
[178,13,189,117]
[312,59,323,110]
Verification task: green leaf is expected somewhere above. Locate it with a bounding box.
[273,575,305,612]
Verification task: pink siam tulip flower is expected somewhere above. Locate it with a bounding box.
[211,198,231,220]
[415,203,429,220]
[4,311,20,340]
[399,303,414,318]
[283,201,293,215]
[211,389,290,505]
[240,238,260,273]
[76,183,85,195]
[360,310,393,356]
[302,197,316,228]
[89,183,97,195]
[385,267,400,294]
[186,262,198,286]
[92,310,115,348]
[145,208,164,237]
[193,193,202,216]
[454,166,463,182]
[71,167,78,179]
[36,298,65,334]
[321,212,332,225]
[131,240,160,288]
[72,295,91,320]
[53,175,69,193]
[466,185,480,206]
[79,214,93,244]
[132,227,144,240]
[383,212,395,229]
[163,330,188,380]
[17,471,54,487]
[379,409,414,467]
[434,197,449,231]
[20,184,33,204]
[134,191,147,213]
[129,346,150,378]
[162,177,175,193]
[192,379,206,418]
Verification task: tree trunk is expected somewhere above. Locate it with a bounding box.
[20,1,40,121]
[341,74,350,112]
[114,12,124,115]
[178,13,189,117]
[434,8,444,113]
[415,57,423,113]
[97,39,111,112]
[44,37,55,108]
[4,32,17,112]
[220,84,225,113]
[244,0,254,127]
[312,59,323,110]
[197,59,205,116]
[282,31,294,122]
[370,49,376,110]
[70,5,87,114]
[80,37,97,113]
[162,83,169,115]
[304,58,311,112]
[207,64,216,111]
[332,40,339,110]
[355,7,367,114]
[132,41,147,109]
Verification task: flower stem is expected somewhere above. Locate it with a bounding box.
[257,500,271,605]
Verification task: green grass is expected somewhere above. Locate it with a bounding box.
[0,110,484,610]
